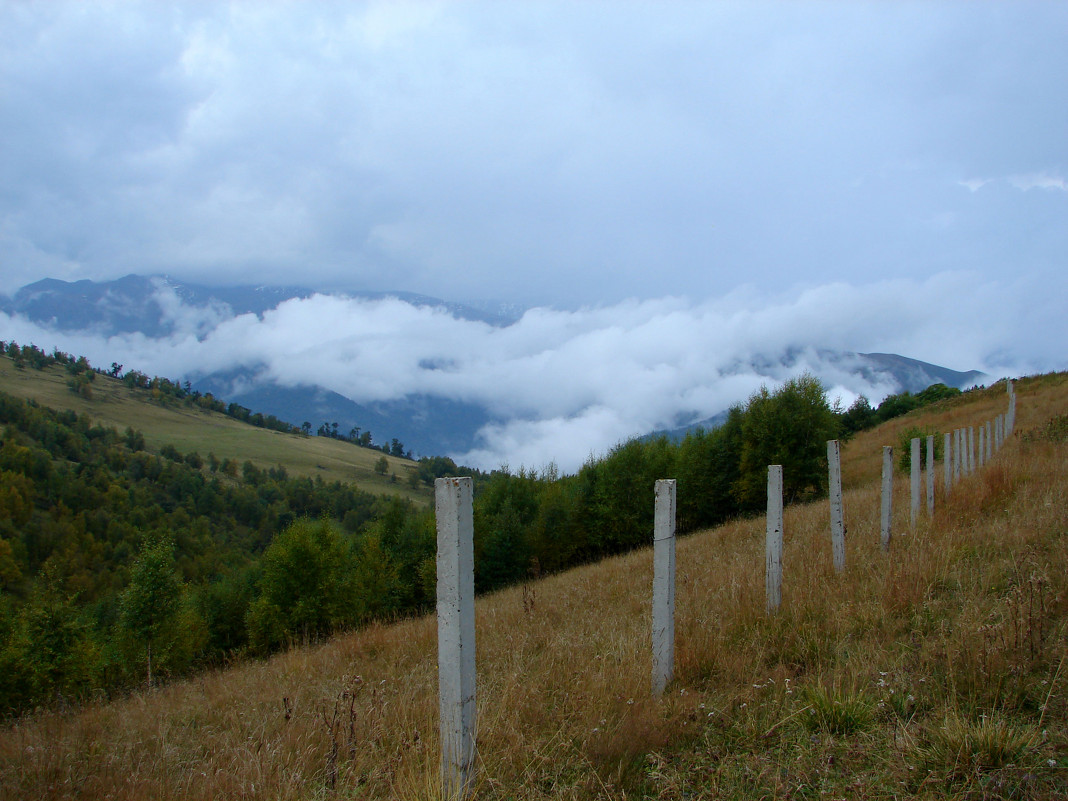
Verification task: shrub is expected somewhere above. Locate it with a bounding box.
[897,426,942,473]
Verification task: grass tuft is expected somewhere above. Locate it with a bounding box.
[918,709,1039,777]
[799,682,874,735]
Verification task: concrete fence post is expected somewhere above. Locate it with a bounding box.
[1006,380,1016,436]
[827,440,845,573]
[985,420,992,462]
[954,429,963,481]
[926,434,935,516]
[436,477,476,799]
[968,427,976,475]
[652,479,676,696]
[880,446,893,552]
[943,432,952,493]
[978,425,985,469]
[910,437,921,528]
[766,465,783,613]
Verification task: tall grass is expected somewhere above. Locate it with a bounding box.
[2,373,1066,799]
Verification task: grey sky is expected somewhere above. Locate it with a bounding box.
[3,2,1064,305]
[1,1,1066,470]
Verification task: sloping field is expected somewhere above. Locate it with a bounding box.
[2,373,1066,799]
[0,357,424,503]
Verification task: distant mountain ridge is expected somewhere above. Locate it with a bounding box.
[650,350,986,442]
[0,274,519,334]
[1,274,989,460]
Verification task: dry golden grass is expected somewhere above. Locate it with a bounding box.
[2,373,1066,799]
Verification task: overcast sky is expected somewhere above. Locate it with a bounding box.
[2,1,1066,469]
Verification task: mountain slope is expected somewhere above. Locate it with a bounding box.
[0,355,423,501]
[193,370,494,458]
[3,373,1063,799]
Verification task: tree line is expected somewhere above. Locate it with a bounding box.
[3,341,408,453]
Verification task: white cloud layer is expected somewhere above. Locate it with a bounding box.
[1,2,1064,469]
[3,273,1061,472]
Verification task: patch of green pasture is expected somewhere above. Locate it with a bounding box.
[0,357,428,504]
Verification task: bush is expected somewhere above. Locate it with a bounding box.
[897,426,943,473]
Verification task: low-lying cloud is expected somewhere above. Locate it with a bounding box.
[2,273,1061,472]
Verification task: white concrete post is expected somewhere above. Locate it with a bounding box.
[880,446,893,552]
[943,432,952,493]
[926,434,935,516]
[985,420,992,462]
[910,437,921,528]
[954,429,962,480]
[827,440,845,573]
[978,425,985,469]
[766,465,783,613]
[652,479,676,697]
[436,477,476,799]
[968,427,976,475]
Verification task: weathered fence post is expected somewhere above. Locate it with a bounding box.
[910,437,921,528]
[926,434,935,516]
[968,427,976,475]
[985,420,992,462]
[956,429,965,480]
[827,440,845,573]
[652,479,676,696]
[978,425,985,469]
[436,477,476,799]
[766,465,783,613]
[943,432,952,493]
[880,446,893,552]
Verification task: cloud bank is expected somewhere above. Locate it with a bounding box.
[3,273,1058,472]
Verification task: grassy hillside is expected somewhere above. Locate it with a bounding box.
[0,356,425,504]
[2,372,1066,799]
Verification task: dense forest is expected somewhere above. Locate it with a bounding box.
[0,342,965,715]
